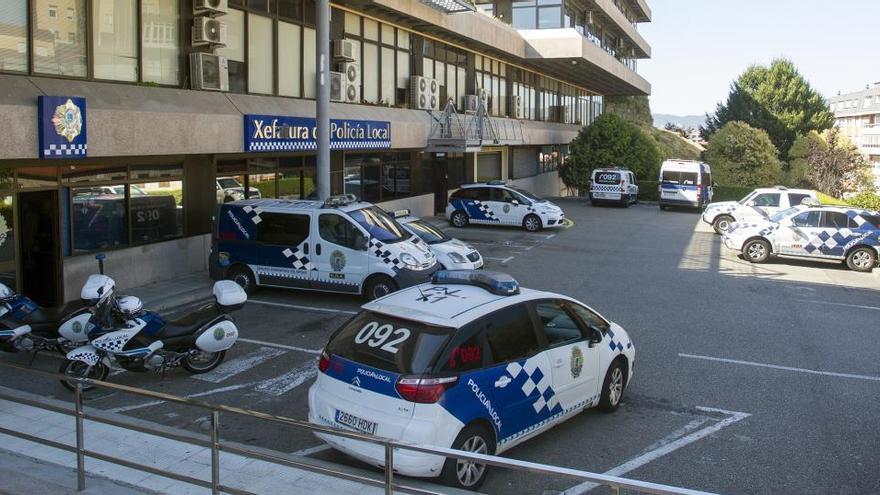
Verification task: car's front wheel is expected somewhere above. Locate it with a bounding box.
[846,246,877,272]
[598,360,627,412]
[440,424,495,490]
[523,214,542,232]
[450,210,469,228]
[712,215,734,234]
[227,265,257,295]
[363,274,397,301]
[743,239,771,263]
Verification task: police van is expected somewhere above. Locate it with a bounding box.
[589,168,639,207]
[446,181,565,232]
[210,195,438,300]
[702,186,817,234]
[658,160,713,209]
[723,200,880,272]
[392,210,484,270]
[308,271,635,489]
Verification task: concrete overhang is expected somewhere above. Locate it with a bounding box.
[519,29,651,96]
[629,0,652,22]
[590,0,651,58]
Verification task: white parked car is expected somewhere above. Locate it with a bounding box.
[589,168,639,207]
[703,186,816,234]
[216,176,262,203]
[446,181,565,232]
[308,271,634,490]
[393,210,484,270]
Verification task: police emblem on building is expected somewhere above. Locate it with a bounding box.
[38,95,88,159]
[52,99,83,143]
[570,347,584,378]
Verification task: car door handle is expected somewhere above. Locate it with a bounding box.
[316,243,321,256]
[494,376,511,388]
[303,243,309,255]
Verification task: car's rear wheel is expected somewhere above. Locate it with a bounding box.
[227,265,257,295]
[523,214,542,232]
[621,195,630,208]
[363,274,397,301]
[713,215,734,235]
[743,239,771,263]
[846,247,876,272]
[440,424,495,490]
[598,360,626,412]
[451,210,469,228]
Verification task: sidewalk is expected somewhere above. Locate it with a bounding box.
[127,271,214,313]
[0,385,477,495]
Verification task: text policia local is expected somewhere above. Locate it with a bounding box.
[252,119,389,141]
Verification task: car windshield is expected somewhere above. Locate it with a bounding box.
[218,178,241,189]
[349,206,409,243]
[769,207,799,223]
[405,219,449,244]
[327,311,454,374]
[738,192,757,205]
[511,187,542,202]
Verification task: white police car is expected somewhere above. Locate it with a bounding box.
[392,210,484,270]
[589,168,639,207]
[723,201,880,271]
[308,271,634,489]
[210,195,438,300]
[446,181,565,232]
[702,186,816,234]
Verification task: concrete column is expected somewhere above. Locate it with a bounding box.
[316,0,331,200]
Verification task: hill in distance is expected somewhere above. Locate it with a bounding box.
[652,113,707,130]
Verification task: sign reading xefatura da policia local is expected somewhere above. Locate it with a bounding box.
[38,96,87,159]
[244,115,390,152]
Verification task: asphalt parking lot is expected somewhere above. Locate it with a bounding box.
[3,200,879,495]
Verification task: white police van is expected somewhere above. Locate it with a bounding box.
[308,271,635,489]
[589,168,639,207]
[723,200,880,271]
[658,160,713,209]
[392,210,484,270]
[210,195,438,300]
[702,186,816,234]
[446,181,565,232]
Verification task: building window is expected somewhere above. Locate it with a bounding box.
[131,180,183,245]
[218,8,246,92]
[278,21,302,97]
[303,27,316,98]
[93,0,138,81]
[248,13,274,94]
[71,185,129,254]
[33,0,87,77]
[142,0,180,85]
[0,0,28,72]
[345,13,410,106]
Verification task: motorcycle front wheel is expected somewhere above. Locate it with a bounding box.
[59,360,109,392]
[182,350,226,374]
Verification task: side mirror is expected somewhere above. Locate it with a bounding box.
[587,328,603,348]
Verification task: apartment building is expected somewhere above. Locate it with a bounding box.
[0,0,651,304]
[829,82,880,191]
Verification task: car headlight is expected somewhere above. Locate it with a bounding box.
[448,252,467,263]
[399,253,418,267]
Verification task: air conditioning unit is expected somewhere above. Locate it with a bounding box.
[330,71,344,102]
[341,61,359,85]
[190,53,228,91]
[463,94,479,113]
[344,80,360,103]
[333,39,357,62]
[512,94,524,119]
[192,16,226,46]
[410,76,439,111]
[194,0,228,16]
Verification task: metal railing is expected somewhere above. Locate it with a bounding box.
[0,360,717,495]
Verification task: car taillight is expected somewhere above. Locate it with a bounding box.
[318,350,330,373]
[396,375,458,403]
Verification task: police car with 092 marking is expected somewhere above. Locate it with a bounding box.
[307,271,635,490]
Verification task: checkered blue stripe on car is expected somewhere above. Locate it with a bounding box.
[591,184,622,193]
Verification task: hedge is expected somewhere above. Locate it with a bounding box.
[848,192,880,211]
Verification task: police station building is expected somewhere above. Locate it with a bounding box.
[0,0,651,304]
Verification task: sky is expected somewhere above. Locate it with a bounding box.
[639,0,880,116]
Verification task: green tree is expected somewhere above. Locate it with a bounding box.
[604,95,653,128]
[786,131,826,187]
[561,113,661,191]
[806,128,870,197]
[702,59,834,160]
[704,121,783,187]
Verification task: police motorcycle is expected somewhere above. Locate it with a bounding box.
[0,256,110,355]
[59,276,247,391]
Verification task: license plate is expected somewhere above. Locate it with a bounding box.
[335,409,377,434]
[594,192,611,198]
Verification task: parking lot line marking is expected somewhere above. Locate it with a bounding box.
[249,299,358,315]
[483,256,514,263]
[238,338,322,355]
[562,408,750,495]
[106,382,257,413]
[254,362,318,396]
[679,353,880,382]
[194,347,286,384]
[796,299,880,312]
[290,444,331,457]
